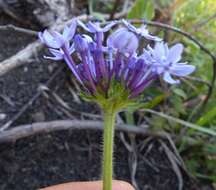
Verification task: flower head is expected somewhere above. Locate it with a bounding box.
[39,19,195,110]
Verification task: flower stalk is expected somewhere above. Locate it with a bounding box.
[102,107,116,190]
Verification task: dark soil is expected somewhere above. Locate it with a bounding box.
[0,14,213,190]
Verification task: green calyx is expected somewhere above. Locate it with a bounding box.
[80,79,135,112]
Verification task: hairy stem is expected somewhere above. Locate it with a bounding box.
[102,108,116,190]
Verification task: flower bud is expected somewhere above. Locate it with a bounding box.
[107,28,138,54]
[74,34,92,52]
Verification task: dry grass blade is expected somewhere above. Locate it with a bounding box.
[141,109,216,136]
[159,140,183,190]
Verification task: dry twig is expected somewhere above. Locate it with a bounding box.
[0,66,64,131]
[159,140,183,190]
[0,24,38,36]
[0,119,168,143]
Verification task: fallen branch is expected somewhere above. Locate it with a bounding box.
[0,120,166,143]
[0,40,42,76]
[0,24,38,36]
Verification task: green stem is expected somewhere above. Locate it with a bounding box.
[102,108,116,190]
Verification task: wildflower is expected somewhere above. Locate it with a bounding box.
[39,19,196,190]
[39,19,82,84]
[122,19,161,41]
[39,19,195,104]
[39,19,77,49]
[142,42,196,84]
[78,20,117,48]
[77,20,117,33]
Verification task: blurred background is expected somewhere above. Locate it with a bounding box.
[0,0,216,190]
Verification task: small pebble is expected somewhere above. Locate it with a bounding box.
[0,113,7,120]
[32,111,45,122]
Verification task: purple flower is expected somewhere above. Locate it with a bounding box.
[39,19,196,102]
[122,20,161,41]
[39,19,77,49]
[107,28,138,54]
[143,42,195,84]
[44,44,75,61]
[77,20,117,33]
[78,20,117,48]
[44,48,64,60]
[74,34,92,52]
[38,19,84,84]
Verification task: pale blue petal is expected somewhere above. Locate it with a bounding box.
[77,20,90,32]
[154,42,166,59]
[163,72,180,84]
[87,22,99,32]
[43,30,60,48]
[167,43,183,63]
[107,28,138,53]
[74,34,89,52]
[38,32,44,43]
[44,55,62,61]
[122,19,136,32]
[68,44,75,54]
[102,21,117,32]
[49,48,64,58]
[170,64,195,76]
[63,19,77,40]
[63,25,70,39]
[51,31,65,47]
[82,34,93,43]
[142,33,161,41]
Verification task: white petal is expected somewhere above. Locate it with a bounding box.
[163,72,180,84]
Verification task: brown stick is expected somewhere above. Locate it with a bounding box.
[0,40,42,76]
[0,24,38,36]
[0,120,166,143]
